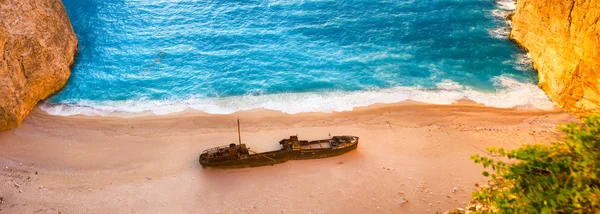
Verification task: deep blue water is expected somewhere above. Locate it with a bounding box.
[43,0,552,115]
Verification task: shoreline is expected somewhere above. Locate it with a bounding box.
[37,97,559,119]
[0,102,575,213]
[39,75,556,117]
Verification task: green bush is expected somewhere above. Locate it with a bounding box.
[471,116,600,213]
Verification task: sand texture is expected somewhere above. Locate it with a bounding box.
[0,103,575,213]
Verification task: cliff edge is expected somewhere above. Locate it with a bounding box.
[510,0,600,116]
[0,0,78,131]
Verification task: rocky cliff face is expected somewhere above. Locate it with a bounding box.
[0,0,78,131]
[510,0,600,116]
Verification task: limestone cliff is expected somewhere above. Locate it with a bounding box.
[0,0,78,131]
[510,0,600,116]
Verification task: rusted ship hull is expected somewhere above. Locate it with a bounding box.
[199,140,358,168]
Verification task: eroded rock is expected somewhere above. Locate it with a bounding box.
[0,0,78,131]
[510,0,600,117]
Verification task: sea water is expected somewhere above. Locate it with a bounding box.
[42,0,553,116]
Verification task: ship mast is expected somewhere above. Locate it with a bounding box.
[237,117,242,145]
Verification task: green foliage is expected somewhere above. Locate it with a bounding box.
[471,116,600,213]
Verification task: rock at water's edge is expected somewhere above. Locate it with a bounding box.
[0,0,78,131]
[510,0,600,117]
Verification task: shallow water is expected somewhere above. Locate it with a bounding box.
[43,0,552,115]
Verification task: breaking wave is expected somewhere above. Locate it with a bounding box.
[489,26,511,39]
[496,0,516,11]
[51,0,552,118]
[488,0,515,40]
[40,76,554,117]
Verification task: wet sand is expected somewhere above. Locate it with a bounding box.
[0,102,575,213]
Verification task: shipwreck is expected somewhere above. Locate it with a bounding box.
[199,119,359,168]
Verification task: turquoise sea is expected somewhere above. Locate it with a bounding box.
[42,0,553,115]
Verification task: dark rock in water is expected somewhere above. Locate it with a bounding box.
[505,12,514,21]
[0,0,78,131]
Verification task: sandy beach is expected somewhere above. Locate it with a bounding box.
[0,102,575,213]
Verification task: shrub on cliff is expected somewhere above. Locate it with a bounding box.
[471,116,600,213]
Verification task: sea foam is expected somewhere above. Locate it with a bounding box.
[488,0,516,40]
[40,76,554,117]
[496,0,516,11]
[53,0,548,117]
